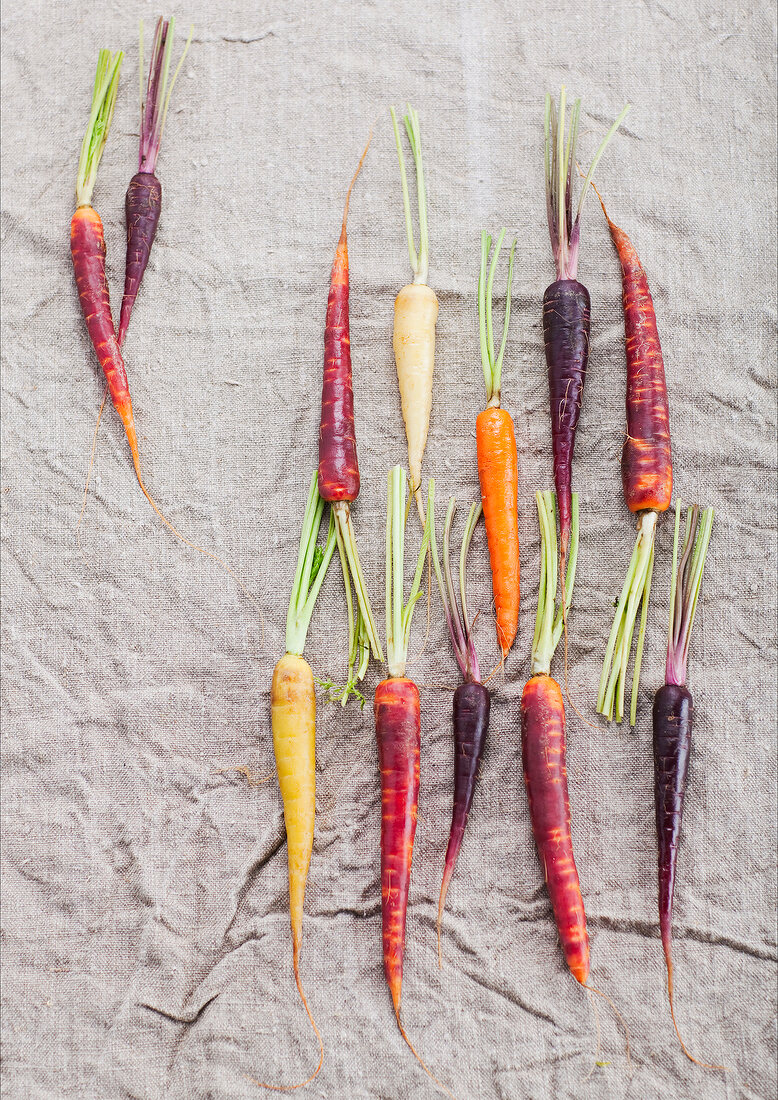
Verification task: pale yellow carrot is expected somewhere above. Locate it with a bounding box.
[391,104,437,522]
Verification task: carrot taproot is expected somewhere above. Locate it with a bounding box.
[118,16,192,346]
[317,135,383,689]
[391,105,438,523]
[251,471,336,1090]
[375,469,454,1098]
[652,502,724,1069]
[543,89,630,560]
[427,484,490,959]
[476,229,519,657]
[595,185,673,724]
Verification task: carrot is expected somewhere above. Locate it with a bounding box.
[653,502,724,1069]
[118,16,192,347]
[374,470,454,1098]
[253,471,336,1090]
[318,136,383,692]
[391,105,438,522]
[596,186,673,724]
[476,229,519,657]
[543,90,630,561]
[522,491,586,976]
[427,484,490,959]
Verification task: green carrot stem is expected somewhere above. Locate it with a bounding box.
[332,501,383,662]
[385,467,430,678]
[391,104,429,285]
[629,543,655,726]
[531,491,579,676]
[285,472,337,656]
[478,230,516,406]
[76,49,124,208]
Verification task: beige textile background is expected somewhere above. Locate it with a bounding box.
[1,1,776,1098]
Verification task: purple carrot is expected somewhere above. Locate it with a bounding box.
[543,89,629,559]
[653,502,723,1069]
[428,482,490,963]
[118,16,192,346]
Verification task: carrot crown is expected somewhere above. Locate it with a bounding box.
[138,16,193,174]
[530,491,579,676]
[285,471,337,657]
[391,104,430,285]
[544,89,630,281]
[385,466,431,678]
[478,229,516,407]
[428,481,482,683]
[75,49,124,208]
[665,502,714,687]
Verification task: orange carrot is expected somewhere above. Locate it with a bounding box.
[475,230,519,658]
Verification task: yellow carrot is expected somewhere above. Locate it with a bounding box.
[251,472,335,1091]
[391,104,438,522]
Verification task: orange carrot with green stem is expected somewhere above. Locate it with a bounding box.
[476,229,519,658]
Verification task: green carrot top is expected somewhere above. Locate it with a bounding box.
[391,104,430,285]
[285,471,337,657]
[478,229,516,407]
[385,466,431,678]
[76,49,123,208]
[530,491,579,676]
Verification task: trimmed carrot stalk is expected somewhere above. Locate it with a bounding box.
[391,105,438,523]
[375,675,421,1015]
[427,485,490,954]
[543,89,630,559]
[476,230,519,658]
[521,672,589,984]
[118,17,192,346]
[256,471,337,1090]
[652,502,723,1069]
[317,136,383,676]
[596,185,673,724]
[374,470,454,1098]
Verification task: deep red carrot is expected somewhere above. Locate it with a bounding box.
[118,16,192,346]
[376,674,421,1014]
[543,90,630,560]
[522,490,588,981]
[653,502,724,1069]
[318,135,384,687]
[522,671,589,984]
[596,185,673,724]
[427,485,490,957]
[374,469,454,1098]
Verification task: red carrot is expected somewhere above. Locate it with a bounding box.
[596,185,673,724]
[543,90,629,560]
[375,469,454,1098]
[427,485,490,958]
[118,16,192,346]
[653,502,724,1069]
[318,136,383,690]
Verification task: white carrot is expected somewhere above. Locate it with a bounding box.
[391,104,438,523]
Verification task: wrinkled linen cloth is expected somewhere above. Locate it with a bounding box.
[2,1,776,1098]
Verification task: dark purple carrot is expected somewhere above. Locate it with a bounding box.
[118,16,192,346]
[427,484,490,960]
[318,135,383,688]
[653,502,723,1069]
[543,89,629,560]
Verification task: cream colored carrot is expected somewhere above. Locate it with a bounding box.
[391,104,438,522]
